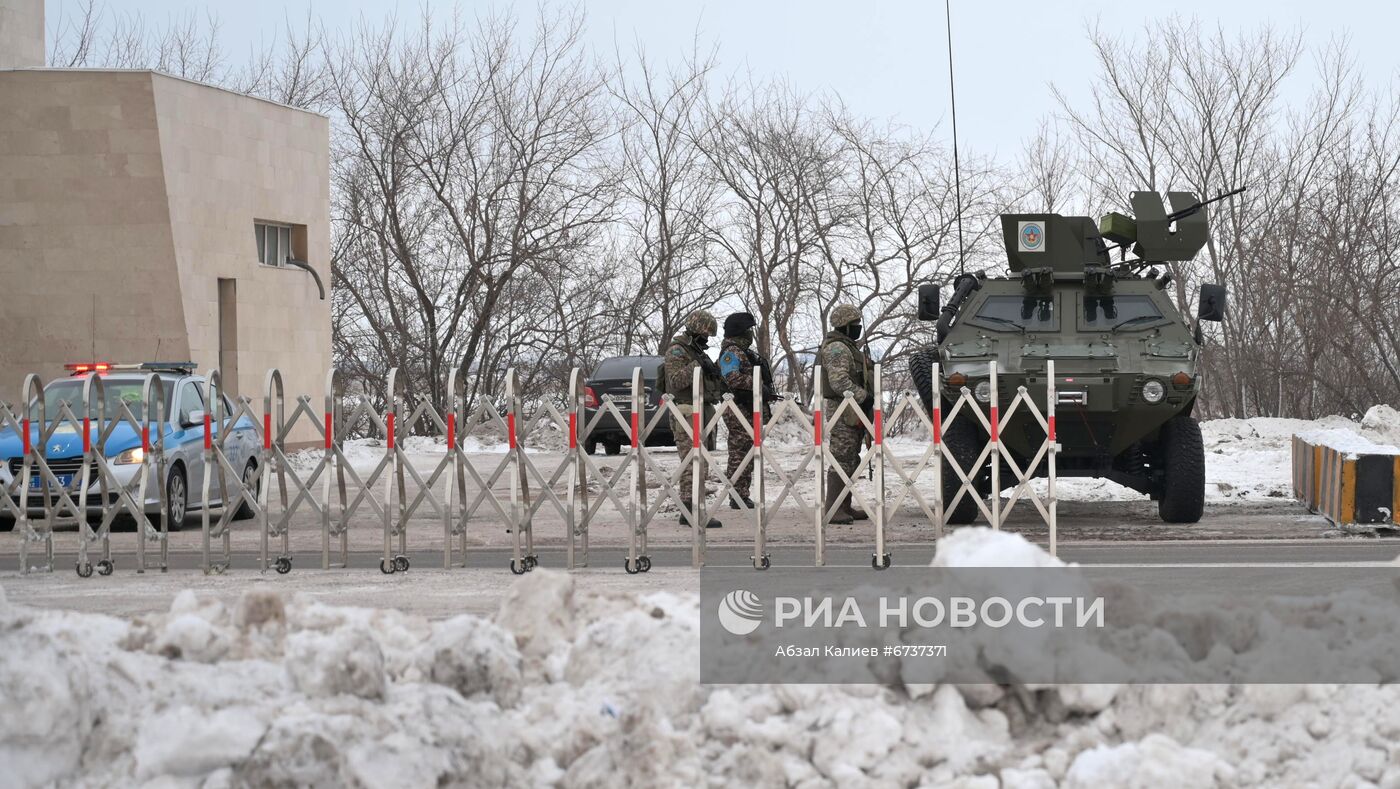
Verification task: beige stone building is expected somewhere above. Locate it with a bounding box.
[0,0,331,441]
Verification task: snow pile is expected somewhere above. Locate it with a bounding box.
[1294,427,1400,458]
[931,526,1070,568]
[1200,415,1355,500]
[7,529,1400,786]
[1360,404,1400,445]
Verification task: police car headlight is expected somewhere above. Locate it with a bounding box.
[114,447,145,465]
[974,381,992,403]
[1141,379,1166,404]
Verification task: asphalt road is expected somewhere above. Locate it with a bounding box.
[7,537,1400,573]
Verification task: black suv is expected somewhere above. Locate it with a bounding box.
[582,355,719,455]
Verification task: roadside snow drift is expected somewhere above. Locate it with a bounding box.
[6,528,1400,787]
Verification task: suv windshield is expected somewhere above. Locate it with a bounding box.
[592,356,661,380]
[1082,295,1163,329]
[973,295,1057,331]
[32,378,172,421]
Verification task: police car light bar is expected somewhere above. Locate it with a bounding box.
[64,361,197,375]
[138,361,197,373]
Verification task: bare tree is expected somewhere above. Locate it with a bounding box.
[610,41,734,354]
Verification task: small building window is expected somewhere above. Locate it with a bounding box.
[255,221,294,267]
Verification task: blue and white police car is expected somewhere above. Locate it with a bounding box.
[0,362,260,530]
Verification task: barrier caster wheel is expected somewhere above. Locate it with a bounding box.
[96,559,114,576]
[76,561,94,578]
[522,555,538,571]
[275,557,292,575]
[637,556,652,573]
[624,558,640,575]
[393,555,410,573]
[752,555,770,571]
[872,553,891,570]
[510,559,527,575]
[380,558,395,574]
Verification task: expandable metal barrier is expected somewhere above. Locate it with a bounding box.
[4,361,1059,574]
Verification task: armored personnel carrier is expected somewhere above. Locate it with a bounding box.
[910,189,1238,524]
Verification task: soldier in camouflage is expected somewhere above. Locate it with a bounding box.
[816,303,873,525]
[663,310,727,529]
[717,312,778,508]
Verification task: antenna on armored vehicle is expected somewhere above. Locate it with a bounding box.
[945,0,966,276]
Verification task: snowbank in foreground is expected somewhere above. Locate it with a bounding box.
[5,529,1400,788]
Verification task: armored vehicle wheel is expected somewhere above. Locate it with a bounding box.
[941,415,983,525]
[1158,415,1205,523]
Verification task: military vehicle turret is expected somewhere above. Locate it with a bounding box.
[910,189,1241,524]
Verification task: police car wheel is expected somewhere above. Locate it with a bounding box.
[232,460,259,521]
[164,465,188,532]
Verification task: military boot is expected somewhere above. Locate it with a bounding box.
[679,511,723,529]
[844,496,869,521]
[826,470,853,525]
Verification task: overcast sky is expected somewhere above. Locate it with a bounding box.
[45,0,1400,157]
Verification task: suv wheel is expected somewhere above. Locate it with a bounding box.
[1157,415,1205,523]
[941,412,983,525]
[603,440,622,456]
[584,437,599,455]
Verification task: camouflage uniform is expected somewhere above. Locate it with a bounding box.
[664,311,726,523]
[816,304,872,523]
[718,334,761,500]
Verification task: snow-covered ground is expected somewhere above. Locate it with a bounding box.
[5,528,1400,787]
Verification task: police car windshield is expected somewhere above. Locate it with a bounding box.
[974,296,1056,331]
[31,378,171,421]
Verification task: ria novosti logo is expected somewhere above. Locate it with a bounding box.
[717,590,763,635]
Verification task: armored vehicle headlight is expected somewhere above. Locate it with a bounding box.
[974,381,992,403]
[1141,379,1166,404]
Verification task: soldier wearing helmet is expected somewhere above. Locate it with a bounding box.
[717,311,779,509]
[816,303,873,525]
[663,309,727,529]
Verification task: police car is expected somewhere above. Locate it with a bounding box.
[0,362,261,531]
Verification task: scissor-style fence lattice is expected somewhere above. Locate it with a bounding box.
[4,360,1058,575]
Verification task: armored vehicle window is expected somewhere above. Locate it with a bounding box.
[1081,295,1162,329]
[972,295,1057,331]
